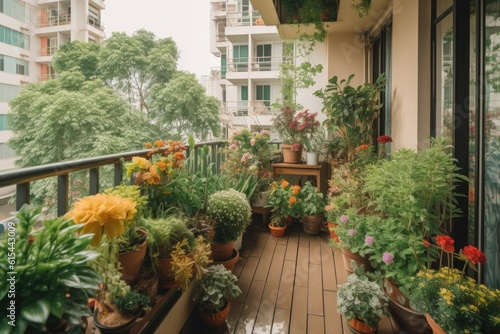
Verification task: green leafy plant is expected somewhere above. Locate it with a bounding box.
[267,179,301,224]
[114,291,150,315]
[296,181,326,216]
[272,107,321,150]
[207,189,252,243]
[0,206,101,333]
[337,271,388,329]
[315,74,385,162]
[193,264,241,313]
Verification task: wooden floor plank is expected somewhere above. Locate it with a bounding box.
[289,286,308,334]
[298,232,310,248]
[253,236,277,282]
[307,314,325,334]
[253,280,279,334]
[234,280,266,334]
[324,290,343,334]
[309,235,322,264]
[267,244,286,284]
[249,231,270,258]
[233,255,259,304]
[226,301,244,334]
[271,308,290,334]
[321,236,337,291]
[276,260,296,310]
[284,233,299,261]
[294,245,309,288]
[307,263,324,316]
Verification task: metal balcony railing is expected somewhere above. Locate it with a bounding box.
[223,101,278,116]
[211,1,227,12]
[226,11,265,27]
[39,46,58,56]
[38,14,71,27]
[88,16,103,30]
[0,141,226,217]
[38,73,57,81]
[226,56,292,73]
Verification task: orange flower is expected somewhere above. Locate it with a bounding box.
[142,166,161,185]
[288,196,296,205]
[173,152,185,161]
[281,179,290,188]
[155,161,168,171]
[291,185,301,195]
[359,144,369,150]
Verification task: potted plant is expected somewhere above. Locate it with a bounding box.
[193,264,242,329]
[206,189,251,266]
[0,205,101,334]
[337,271,388,333]
[296,181,326,235]
[315,74,386,165]
[64,193,147,332]
[272,107,320,163]
[104,184,149,285]
[407,237,500,334]
[267,179,301,235]
[302,124,326,165]
[252,168,275,208]
[144,216,201,290]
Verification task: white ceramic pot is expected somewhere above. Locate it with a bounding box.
[305,152,320,165]
[252,191,269,207]
[234,234,243,251]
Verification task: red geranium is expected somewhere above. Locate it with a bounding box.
[377,135,393,144]
[435,235,455,253]
[462,245,486,265]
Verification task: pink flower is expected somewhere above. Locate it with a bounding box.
[340,215,349,224]
[229,143,237,150]
[348,229,357,236]
[291,143,301,151]
[250,138,256,146]
[365,236,374,246]
[260,130,270,135]
[382,252,394,264]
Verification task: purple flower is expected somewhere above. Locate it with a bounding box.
[340,215,349,224]
[382,252,394,265]
[365,236,374,246]
[348,229,357,236]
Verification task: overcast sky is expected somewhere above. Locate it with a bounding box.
[101,0,220,77]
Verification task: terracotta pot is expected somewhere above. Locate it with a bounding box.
[211,241,235,262]
[340,248,373,274]
[327,221,339,242]
[211,249,239,272]
[268,223,287,237]
[158,253,194,289]
[302,214,323,235]
[282,144,302,163]
[425,313,446,334]
[93,307,139,334]
[384,278,411,308]
[118,229,148,285]
[198,300,231,328]
[383,285,432,334]
[348,318,377,333]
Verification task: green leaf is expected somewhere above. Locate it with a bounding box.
[21,298,50,324]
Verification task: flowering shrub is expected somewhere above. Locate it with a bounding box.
[408,236,500,334]
[267,179,301,225]
[272,106,320,150]
[207,189,252,243]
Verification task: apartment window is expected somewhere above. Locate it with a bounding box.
[233,45,248,71]
[0,143,15,159]
[1,0,26,22]
[256,85,270,107]
[0,114,9,130]
[16,63,24,75]
[0,25,29,50]
[88,5,100,28]
[237,86,248,116]
[256,44,272,71]
[221,54,227,79]
[0,55,3,71]
[0,83,20,103]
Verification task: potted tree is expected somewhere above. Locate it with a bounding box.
[337,271,388,333]
[193,265,242,329]
[296,181,326,235]
[206,189,251,269]
[0,206,101,334]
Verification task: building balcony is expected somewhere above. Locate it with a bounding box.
[89,0,106,10]
[211,0,228,18]
[223,100,278,117]
[38,14,71,28]
[226,11,265,27]
[38,46,58,57]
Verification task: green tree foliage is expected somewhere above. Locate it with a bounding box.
[98,29,179,115]
[7,71,155,209]
[52,40,101,80]
[150,72,221,140]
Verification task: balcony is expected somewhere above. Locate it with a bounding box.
[39,46,58,57]
[223,100,278,116]
[38,14,71,28]
[226,11,266,27]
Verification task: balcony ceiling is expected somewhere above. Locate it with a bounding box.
[251,0,391,39]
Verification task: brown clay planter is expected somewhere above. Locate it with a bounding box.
[281,144,302,163]
[425,313,446,334]
[198,301,231,328]
[340,248,373,274]
[118,229,148,285]
[211,249,239,272]
[158,253,194,289]
[327,221,339,242]
[210,240,235,261]
[348,318,377,333]
[268,223,287,237]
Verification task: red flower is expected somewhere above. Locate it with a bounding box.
[435,235,455,253]
[358,144,369,150]
[463,245,486,265]
[27,236,35,244]
[377,135,393,144]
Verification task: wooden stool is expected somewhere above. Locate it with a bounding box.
[251,206,271,227]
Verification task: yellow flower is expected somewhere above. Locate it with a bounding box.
[142,166,161,185]
[65,193,137,246]
[125,156,151,177]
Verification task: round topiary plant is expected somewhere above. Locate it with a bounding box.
[207,189,251,243]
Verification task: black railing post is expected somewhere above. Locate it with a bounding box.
[57,175,69,216]
[114,162,123,186]
[89,168,99,195]
[16,183,30,211]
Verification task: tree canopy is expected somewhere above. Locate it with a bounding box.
[52,41,101,80]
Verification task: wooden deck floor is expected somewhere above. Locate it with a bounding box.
[182,219,402,334]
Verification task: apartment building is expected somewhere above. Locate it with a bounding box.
[211,0,308,137]
[0,0,106,171]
